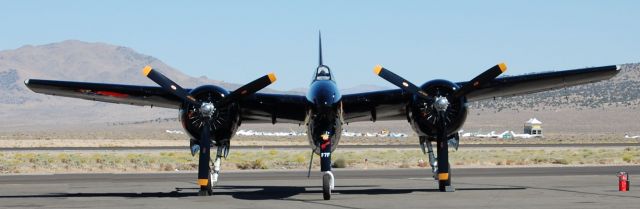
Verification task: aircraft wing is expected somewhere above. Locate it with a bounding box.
[238,93,308,124]
[461,65,620,101]
[341,65,620,123]
[24,79,183,108]
[341,89,409,123]
[25,79,309,124]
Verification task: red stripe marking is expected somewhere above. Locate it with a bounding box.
[96,91,129,98]
[321,140,330,150]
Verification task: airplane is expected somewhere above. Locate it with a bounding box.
[24,33,620,199]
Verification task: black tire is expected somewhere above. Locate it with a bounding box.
[323,174,331,200]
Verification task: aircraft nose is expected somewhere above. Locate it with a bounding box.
[315,91,336,108]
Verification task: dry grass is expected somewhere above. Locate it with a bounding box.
[0,133,638,148]
[1,147,638,174]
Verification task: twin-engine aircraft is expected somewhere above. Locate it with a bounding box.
[25,34,619,200]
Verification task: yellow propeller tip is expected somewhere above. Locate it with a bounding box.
[373,65,383,75]
[498,63,507,72]
[142,65,153,76]
[267,73,277,83]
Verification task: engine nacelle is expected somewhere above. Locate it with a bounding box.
[179,85,240,145]
[408,79,468,138]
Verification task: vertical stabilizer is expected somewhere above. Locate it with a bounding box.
[318,31,323,66]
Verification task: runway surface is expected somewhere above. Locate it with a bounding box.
[2,142,638,151]
[1,166,639,209]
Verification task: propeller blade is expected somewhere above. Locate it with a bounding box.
[197,120,212,190]
[217,73,277,106]
[453,63,507,97]
[374,65,432,101]
[435,111,450,189]
[142,65,200,105]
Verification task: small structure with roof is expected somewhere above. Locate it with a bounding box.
[524,118,543,137]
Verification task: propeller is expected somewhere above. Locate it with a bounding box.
[373,63,506,99]
[453,63,506,98]
[143,66,200,106]
[374,63,507,191]
[216,73,276,107]
[373,65,432,102]
[142,65,276,195]
[143,65,277,108]
[197,119,212,193]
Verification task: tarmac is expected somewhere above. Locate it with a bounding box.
[0,166,639,209]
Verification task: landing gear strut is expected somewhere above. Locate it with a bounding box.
[419,136,438,179]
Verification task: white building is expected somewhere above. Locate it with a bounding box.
[524,118,543,137]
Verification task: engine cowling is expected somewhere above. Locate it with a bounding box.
[408,79,468,138]
[179,85,240,145]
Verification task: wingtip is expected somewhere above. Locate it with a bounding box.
[268,73,277,83]
[373,65,383,75]
[615,65,622,71]
[24,79,29,85]
[498,63,507,72]
[142,65,153,76]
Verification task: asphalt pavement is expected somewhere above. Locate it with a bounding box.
[1,166,639,209]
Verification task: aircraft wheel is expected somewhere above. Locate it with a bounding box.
[323,173,331,200]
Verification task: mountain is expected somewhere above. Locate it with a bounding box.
[0,40,244,130]
[288,84,391,95]
[340,84,391,94]
[470,63,640,111]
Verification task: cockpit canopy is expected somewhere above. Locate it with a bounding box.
[315,65,332,81]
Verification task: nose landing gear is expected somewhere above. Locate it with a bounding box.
[319,131,334,200]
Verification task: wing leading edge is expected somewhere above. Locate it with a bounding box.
[341,65,620,123]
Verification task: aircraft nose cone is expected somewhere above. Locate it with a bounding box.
[316,91,336,108]
[307,80,341,111]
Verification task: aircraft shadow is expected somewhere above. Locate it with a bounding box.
[0,185,525,200]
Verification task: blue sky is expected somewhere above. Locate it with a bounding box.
[1,0,638,90]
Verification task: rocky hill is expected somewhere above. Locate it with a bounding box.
[0,41,246,130]
[470,63,640,111]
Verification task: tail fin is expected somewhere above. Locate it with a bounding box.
[318,31,323,66]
